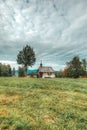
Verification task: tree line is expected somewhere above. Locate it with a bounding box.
[16,45,87,78]
[56,56,87,78]
[0,44,87,78]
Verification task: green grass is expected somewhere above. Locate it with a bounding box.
[0,77,87,130]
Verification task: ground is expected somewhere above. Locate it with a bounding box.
[0,77,87,130]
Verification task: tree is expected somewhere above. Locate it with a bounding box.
[12,67,15,76]
[66,56,82,78]
[7,65,12,76]
[0,63,1,76]
[0,64,12,77]
[81,59,87,75]
[57,70,64,78]
[18,67,25,77]
[17,45,36,75]
[63,68,68,77]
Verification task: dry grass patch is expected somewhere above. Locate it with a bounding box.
[0,94,20,105]
[43,115,55,124]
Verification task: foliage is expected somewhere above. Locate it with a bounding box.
[66,56,86,78]
[0,63,12,77]
[12,67,15,76]
[81,59,87,75]
[0,78,87,130]
[18,67,25,77]
[28,72,37,77]
[63,68,68,77]
[17,45,36,75]
[55,70,64,78]
[8,65,12,76]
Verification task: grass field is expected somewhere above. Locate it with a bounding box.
[0,77,87,130]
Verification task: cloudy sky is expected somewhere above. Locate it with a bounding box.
[0,0,87,70]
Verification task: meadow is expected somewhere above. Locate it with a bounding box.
[0,77,87,130]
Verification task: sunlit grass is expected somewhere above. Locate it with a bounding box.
[0,77,87,130]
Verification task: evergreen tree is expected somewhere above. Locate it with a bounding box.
[8,65,12,76]
[17,45,36,75]
[66,56,82,78]
[81,59,87,75]
[12,67,15,76]
[0,63,1,76]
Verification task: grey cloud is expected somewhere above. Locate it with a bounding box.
[0,0,87,70]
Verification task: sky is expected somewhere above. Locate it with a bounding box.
[0,0,87,70]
